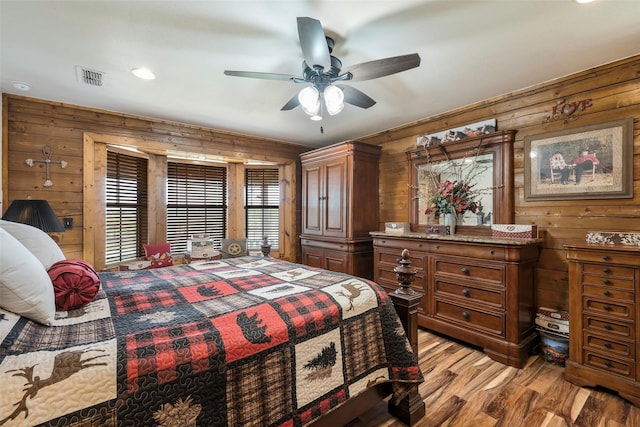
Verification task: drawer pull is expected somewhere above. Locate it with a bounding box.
[461,311,470,319]
[603,268,611,274]
[603,290,611,297]
[605,360,612,368]
[461,267,470,275]
[604,342,612,349]
[462,289,470,297]
[604,305,612,312]
[603,279,611,285]
[435,245,440,249]
[602,255,611,261]
[418,243,423,248]
[604,323,612,330]
[489,250,495,255]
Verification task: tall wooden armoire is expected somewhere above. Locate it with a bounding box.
[300,141,381,280]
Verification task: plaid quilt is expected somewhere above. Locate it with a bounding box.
[0,257,423,426]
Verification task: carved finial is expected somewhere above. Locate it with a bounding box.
[394,249,416,295]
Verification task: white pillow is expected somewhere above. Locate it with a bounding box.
[0,219,65,269]
[0,228,56,325]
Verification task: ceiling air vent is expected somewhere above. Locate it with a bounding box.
[75,66,107,87]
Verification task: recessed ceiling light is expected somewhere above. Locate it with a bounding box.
[12,81,32,91]
[310,115,322,121]
[576,0,596,3]
[132,67,155,80]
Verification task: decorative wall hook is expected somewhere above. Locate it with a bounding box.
[25,144,68,187]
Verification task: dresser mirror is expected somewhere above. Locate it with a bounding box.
[407,130,516,235]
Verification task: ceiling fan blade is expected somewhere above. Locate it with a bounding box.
[343,53,421,81]
[337,85,376,109]
[224,70,299,82]
[297,17,331,71]
[281,94,300,111]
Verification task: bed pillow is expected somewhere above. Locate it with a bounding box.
[144,243,173,268]
[0,228,56,325]
[48,258,101,311]
[0,219,66,269]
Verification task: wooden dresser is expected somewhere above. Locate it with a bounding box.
[565,244,640,406]
[372,232,542,368]
[300,141,381,280]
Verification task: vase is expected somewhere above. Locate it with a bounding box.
[444,213,456,235]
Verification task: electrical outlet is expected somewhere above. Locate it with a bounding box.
[63,217,73,229]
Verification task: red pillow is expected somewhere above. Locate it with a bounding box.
[48,259,101,311]
[144,243,173,268]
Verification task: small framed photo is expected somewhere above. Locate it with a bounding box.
[524,118,633,201]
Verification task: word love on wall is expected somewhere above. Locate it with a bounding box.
[544,97,593,124]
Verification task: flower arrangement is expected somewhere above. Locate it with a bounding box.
[424,179,480,216]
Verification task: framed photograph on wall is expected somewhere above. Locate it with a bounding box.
[524,118,633,200]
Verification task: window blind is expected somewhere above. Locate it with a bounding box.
[245,168,280,250]
[105,151,148,264]
[167,162,227,254]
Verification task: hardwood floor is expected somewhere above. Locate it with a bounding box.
[349,329,640,426]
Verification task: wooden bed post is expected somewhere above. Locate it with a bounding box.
[388,249,426,425]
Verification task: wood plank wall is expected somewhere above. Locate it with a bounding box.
[359,55,640,311]
[2,94,308,265]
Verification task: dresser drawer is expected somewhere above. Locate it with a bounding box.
[433,258,504,283]
[583,314,634,340]
[582,263,635,279]
[581,273,635,290]
[373,237,430,253]
[582,284,634,301]
[568,250,639,266]
[435,280,504,308]
[583,297,634,321]
[583,350,635,379]
[583,332,635,358]
[434,300,504,337]
[376,249,426,272]
[430,242,505,260]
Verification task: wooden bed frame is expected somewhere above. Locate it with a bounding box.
[306,248,426,426]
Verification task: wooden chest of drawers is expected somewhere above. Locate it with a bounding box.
[373,233,541,368]
[565,244,640,406]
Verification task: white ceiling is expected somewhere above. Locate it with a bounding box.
[1,0,639,148]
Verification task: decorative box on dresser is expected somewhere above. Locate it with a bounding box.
[565,243,640,406]
[300,141,381,280]
[372,232,542,368]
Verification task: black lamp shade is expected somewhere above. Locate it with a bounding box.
[2,199,65,232]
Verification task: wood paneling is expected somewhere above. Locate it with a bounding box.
[360,55,640,311]
[3,94,307,266]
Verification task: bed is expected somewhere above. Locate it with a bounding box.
[0,239,424,426]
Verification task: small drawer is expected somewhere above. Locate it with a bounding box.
[582,297,634,321]
[581,273,634,290]
[583,350,635,379]
[376,250,425,271]
[583,332,634,358]
[583,315,634,340]
[582,263,635,279]
[374,238,429,253]
[434,300,504,337]
[568,250,639,266]
[582,284,634,302]
[433,259,504,283]
[435,280,504,308]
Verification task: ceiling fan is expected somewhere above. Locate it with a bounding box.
[224,17,421,120]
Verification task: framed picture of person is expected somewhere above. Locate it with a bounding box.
[524,118,633,200]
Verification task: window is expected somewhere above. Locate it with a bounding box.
[245,168,279,251]
[105,151,148,264]
[167,162,227,254]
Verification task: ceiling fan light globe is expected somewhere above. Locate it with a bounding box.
[324,85,344,116]
[298,86,320,116]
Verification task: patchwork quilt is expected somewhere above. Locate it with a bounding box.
[0,257,423,426]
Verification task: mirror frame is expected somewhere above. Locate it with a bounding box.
[406,130,516,235]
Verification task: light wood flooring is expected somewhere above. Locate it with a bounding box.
[349,329,640,426]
